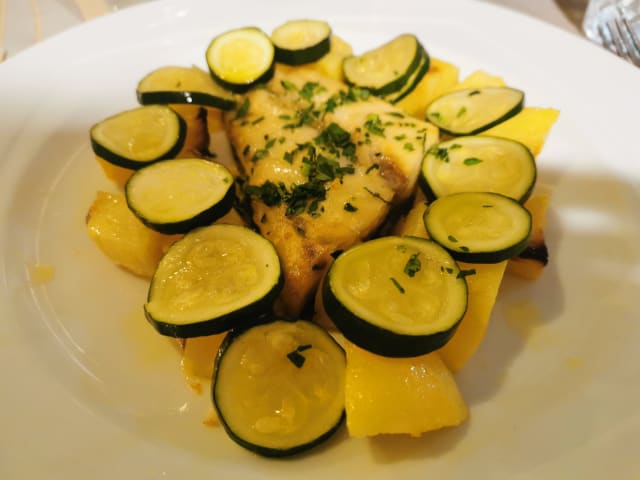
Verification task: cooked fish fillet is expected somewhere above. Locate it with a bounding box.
[225,67,439,317]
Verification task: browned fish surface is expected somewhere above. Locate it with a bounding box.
[225,67,439,317]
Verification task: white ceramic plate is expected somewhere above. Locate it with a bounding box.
[1,1,639,478]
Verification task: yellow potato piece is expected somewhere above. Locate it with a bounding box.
[344,340,468,437]
[396,57,459,118]
[86,191,179,277]
[445,69,506,92]
[181,333,227,394]
[439,260,507,372]
[170,103,210,158]
[96,156,135,189]
[482,107,560,157]
[507,193,550,280]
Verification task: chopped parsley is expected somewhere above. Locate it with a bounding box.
[364,187,391,204]
[429,111,442,122]
[403,253,421,277]
[364,114,386,137]
[344,202,358,212]
[390,277,405,294]
[457,268,476,279]
[299,81,325,100]
[463,157,483,166]
[235,98,250,119]
[428,146,450,162]
[283,104,318,129]
[286,344,312,368]
[251,137,276,162]
[245,181,286,207]
[315,122,356,161]
[281,79,297,91]
[365,163,380,174]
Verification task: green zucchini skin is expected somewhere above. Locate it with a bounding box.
[322,279,462,358]
[128,184,235,235]
[271,19,332,66]
[144,275,283,338]
[144,224,284,338]
[213,319,346,457]
[425,86,524,136]
[137,90,236,111]
[420,135,537,204]
[124,159,237,235]
[206,27,276,94]
[90,108,186,170]
[322,237,468,358]
[274,38,331,66]
[136,65,237,110]
[385,48,431,104]
[343,34,426,97]
[423,192,533,264]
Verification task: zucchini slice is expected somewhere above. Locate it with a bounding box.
[213,319,346,457]
[423,192,532,263]
[384,46,430,104]
[271,19,331,65]
[342,33,425,96]
[90,105,186,170]
[136,65,237,110]
[206,27,275,93]
[125,158,235,234]
[323,236,468,357]
[426,86,524,136]
[145,224,283,338]
[420,136,536,203]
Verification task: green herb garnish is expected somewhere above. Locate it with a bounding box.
[390,277,405,294]
[457,268,476,279]
[235,98,250,119]
[463,157,483,166]
[403,253,421,277]
[286,344,312,368]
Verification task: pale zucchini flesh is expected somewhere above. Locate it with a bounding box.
[206,27,275,92]
[271,19,332,65]
[90,105,185,169]
[426,86,524,135]
[420,135,536,203]
[125,158,235,234]
[384,47,430,104]
[145,224,283,337]
[137,65,237,110]
[213,319,345,457]
[342,33,425,96]
[423,191,532,263]
[323,236,468,357]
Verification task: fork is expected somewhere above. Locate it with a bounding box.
[596,5,640,66]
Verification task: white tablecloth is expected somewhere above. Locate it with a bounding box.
[1,0,580,61]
